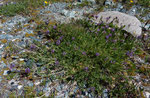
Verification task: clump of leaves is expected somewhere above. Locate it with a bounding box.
[20,19,142,97]
[0,1,27,16]
[136,0,150,7]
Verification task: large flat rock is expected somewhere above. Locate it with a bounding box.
[93,11,142,37]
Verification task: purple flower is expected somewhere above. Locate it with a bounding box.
[137,35,142,39]
[95,15,98,19]
[51,49,55,53]
[30,44,36,50]
[10,64,15,69]
[45,21,49,25]
[25,68,30,73]
[90,87,95,92]
[109,33,112,37]
[97,29,100,32]
[103,31,106,34]
[53,25,56,29]
[84,67,88,71]
[113,61,116,64]
[82,51,86,55]
[110,60,113,63]
[123,62,127,65]
[112,40,117,43]
[96,53,100,56]
[102,26,105,29]
[111,28,115,32]
[105,57,108,61]
[97,23,101,25]
[106,16,111,21]
[120,40,125,43]
[55,60,59,65]
[13,2,17,4]
[72,37,75,40]
[56,40,61,45]
[48,40,51,43]
[95,32,98,35]
[45,30,50,35]
[62,52,67,56]
[105,35,109,39]
[126,51,133,57]
[59,36,64,40]
[105,25,109,28]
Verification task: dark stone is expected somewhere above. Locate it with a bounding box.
[70,94,75,98]
[7,71,11,74]
[77,0,82,2]
[36,63,41,67]
[11,82,14,85]
[82,91,86,95]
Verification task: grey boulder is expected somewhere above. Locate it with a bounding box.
[93,11,142,37]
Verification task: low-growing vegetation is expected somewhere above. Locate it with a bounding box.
[0,0,150,97]
[13,19,144,97]
[0,0,73,16]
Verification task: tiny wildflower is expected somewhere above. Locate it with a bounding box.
[95,53,100,56]
[111,28,115,32]
[45,21,49,25]
[105,25,109,28]
[130,0,133,3]
[95,15,98,19]
[59,36,64,40]
[84,67,88,71]
[137,35,142,39]
[105,57,108,61]
[56,40,61,45]
[25,68,30,73]
[10,64,15,69]
[103,31,106,34]
[123,62,127,65]
[126,51,133,57]
[47,40,51,43]
[95,32,98,35]
[55,60,59,65]
[44,1,48,4]
[30,44,36,50]
[51,49,55,53]
[112,39,117,43]
[90,87,95,92]
[53,25,56,29]
[45,30,50,35]
[62,52,67,56]
[109,33,112,37]
[105,35,109,39]
[82,51,86,55]
[106,16,111,21]
[102,26,105,29]
[97,29,100,32]
[72,37,75,40]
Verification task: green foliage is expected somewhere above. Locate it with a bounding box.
[0,1,27,16]
[18,19,142,97]
[137,0,150,7]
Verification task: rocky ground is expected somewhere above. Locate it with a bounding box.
[0,0,150,97]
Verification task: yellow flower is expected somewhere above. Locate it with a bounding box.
[130,0,133,3]
[1,39,7,43]
[44,1,48,4]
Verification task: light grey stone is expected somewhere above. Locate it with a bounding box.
[77,0,95,4]
[144,92,150,98]
[93,11,142,37]
[104,0,115,6]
